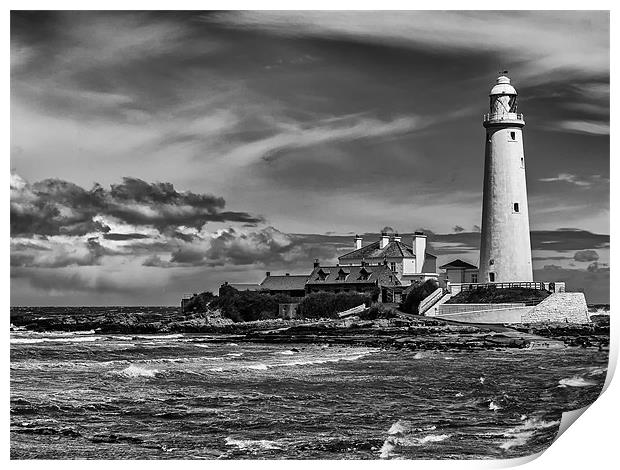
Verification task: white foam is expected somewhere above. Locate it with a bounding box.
[114,364,159,378]
[479,377,486,384]
[134,334,184,340]
[246,364,269,370]
[489,401,500,412]
[225,353,243,357]
[11,336,100,344]
[225,437,281,450]
[278,350,296,355]
[388,420,407,435]
[499,416,560,450]
[558,376,596,387]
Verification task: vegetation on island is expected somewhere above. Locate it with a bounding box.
[446,286,550,305]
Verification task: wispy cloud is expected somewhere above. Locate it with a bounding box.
[222,114,421,167]
[213,11,609,82]
[539,173,609,187]
[551,120,610,136]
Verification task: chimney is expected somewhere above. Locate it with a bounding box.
[394,232,401,243]
[380,231,390,249]
[413,231,427,273]
[361,258,367,267]
[355,234,363,250]
[285,273,290,276]
[266,271,271,277]
[313,258,320,268]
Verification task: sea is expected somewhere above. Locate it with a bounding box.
[10,329,608,460]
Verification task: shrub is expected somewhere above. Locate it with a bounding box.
[209,288,295,322]
[359,303,398,320]
[297,291,371,319]
[400,279,440,314]
[182,291,215,313]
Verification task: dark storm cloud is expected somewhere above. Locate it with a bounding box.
[10,173,261,237]
[10,237,111,268]
[103,233,150,241]
[573,250,600,262]
[533,265,609,303]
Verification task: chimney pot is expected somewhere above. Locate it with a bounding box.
[285,273,290,276]
[266,271,271,277]
[313,258,320,268]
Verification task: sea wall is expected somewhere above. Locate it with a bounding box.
[434,306,532,324]
[521,293,590,324]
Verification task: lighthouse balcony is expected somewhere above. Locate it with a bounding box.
[483,112,525,126]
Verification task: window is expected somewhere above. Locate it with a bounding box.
[317,269,329,281]
[489,272,495,282]
[513,202,520,213]
[471,273,478,283]
[390,262,397,273]
[489,259,494,266]
[336,269,349,281]
[520,157,525,168]
[509,131,516,140]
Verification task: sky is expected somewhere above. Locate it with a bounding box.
[10,10,610,305]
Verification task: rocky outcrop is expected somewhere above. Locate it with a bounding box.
[521,293,590,324]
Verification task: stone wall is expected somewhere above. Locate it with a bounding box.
[521,293,590,324]
[435,306,531,324]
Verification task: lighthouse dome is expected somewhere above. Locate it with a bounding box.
[490,75,517,95]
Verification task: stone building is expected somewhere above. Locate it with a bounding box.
[305,261,400,299]
[338,231,438,285]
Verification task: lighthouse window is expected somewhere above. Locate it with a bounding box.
[521,157,525,168]
[513,202,520,213]
[489,259,494,266]
[489,273,495,282]
[510,131,516,140]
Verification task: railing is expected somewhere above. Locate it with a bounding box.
[449,282,547,295]
[437,303,526,315]
[483,113,524,122]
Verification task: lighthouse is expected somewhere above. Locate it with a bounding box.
[479,74,533,283]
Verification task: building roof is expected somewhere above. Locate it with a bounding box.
[439,259,478,270]
[339,239,436,261]
[226,283,263,291]
[306,264,400,286]
[260,274,309,291]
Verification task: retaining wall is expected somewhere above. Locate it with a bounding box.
[435,306,532,324]
[521,293,590,324]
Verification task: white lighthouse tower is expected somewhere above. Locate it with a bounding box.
[479,74,533,283]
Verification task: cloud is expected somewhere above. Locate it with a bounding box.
[573,250,599,262]
[223,114,421,167]
[587,261,609,273]
[538,173,609,187]
[551,120,610,136]
[212,11,609,82]
[10,173,261,237]
[534,265,609,303]
[10,237,111,268]
[103,232,150,241]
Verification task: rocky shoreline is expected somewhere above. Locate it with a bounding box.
[10,307,609,352]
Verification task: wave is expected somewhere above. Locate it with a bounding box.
[11,336,101,344]
[558,376,596,387]
[489,401,501,412]
[133,334,185,340]
[113,364,159,378]
[225,353,244,357]
[379,420,450,458]
[225,437,282,450]
[499,416,560,451]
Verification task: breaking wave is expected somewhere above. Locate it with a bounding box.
[225,437,282,450]
[379,420,450,459]
[499,416,560,451]
[558,376,596,387]
[113,364,159,378]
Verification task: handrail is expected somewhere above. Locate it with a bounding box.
[418,288,444,314]
[483,112,523,121]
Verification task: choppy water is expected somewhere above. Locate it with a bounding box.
[11,330,607,459]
